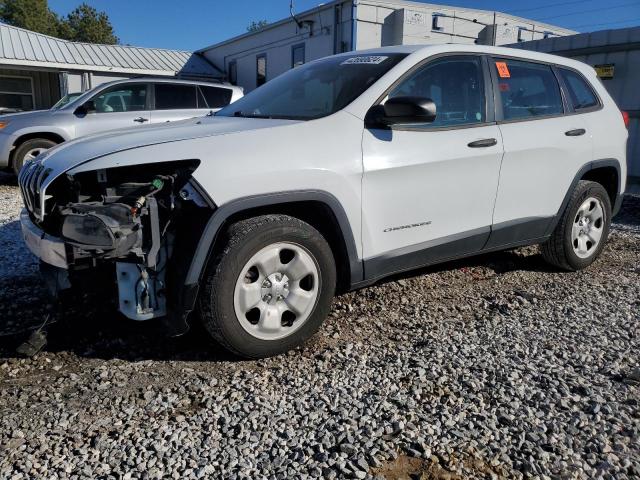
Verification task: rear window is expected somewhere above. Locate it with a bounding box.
[494,59,563,120]
[198,86,233,109]
[155,84,197,110]
[558,68,599,111]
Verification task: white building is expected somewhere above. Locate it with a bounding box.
[199,0,576,92]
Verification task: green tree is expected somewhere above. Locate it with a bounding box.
[59,3,118,44]
[247,20,268,32]
[0,0,60,36]
[0,0,118,44]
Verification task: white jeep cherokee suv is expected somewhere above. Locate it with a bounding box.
[19,45,628,358]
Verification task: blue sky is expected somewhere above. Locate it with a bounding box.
[47,0,640,51]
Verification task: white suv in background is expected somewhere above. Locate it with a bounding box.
[0,78,243,174]
[19,45,628,358]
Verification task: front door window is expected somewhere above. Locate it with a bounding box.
[91,84,148,113]
[387,56,486,128]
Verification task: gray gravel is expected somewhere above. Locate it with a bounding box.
[0,173,38,279]
[0,171,638,479]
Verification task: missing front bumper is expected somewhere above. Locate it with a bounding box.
[20,209,68,269]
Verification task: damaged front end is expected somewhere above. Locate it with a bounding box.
[19,159,214,333]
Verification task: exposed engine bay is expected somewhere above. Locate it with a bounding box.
[25,160,212,327]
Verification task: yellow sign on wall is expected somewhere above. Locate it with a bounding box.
[594,64,615,79]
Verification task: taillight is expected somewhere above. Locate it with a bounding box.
[622,110,630,128]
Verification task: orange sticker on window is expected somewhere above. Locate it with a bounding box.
[496,61,511,78]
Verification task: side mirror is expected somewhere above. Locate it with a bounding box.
[365,96,437,127]
[75,100,96,116]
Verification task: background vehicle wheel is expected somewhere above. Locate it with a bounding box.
[541,180,611,271]
[199,214,336,358]
[12,138,57,175]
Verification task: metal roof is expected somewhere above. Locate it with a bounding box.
[0,23,222,78]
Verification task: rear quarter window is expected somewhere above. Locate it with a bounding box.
[558,68,600,111]
[199,86,233,109]
[493,59,563,121]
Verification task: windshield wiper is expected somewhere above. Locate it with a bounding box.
[232,110,274,119]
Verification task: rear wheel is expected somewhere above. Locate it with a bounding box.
[199,214,336,358]
[12,138,57,175]
[541,180,611,271]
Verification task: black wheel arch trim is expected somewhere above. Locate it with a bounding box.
[545,158,623,236]
[183,189,363,289]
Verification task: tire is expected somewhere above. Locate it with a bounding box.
[199,214,336,358]
[541,180,611,271]
[12,138,57,175]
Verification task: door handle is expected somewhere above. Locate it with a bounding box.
[565,128,586,136]
[468,138,497,148]
[133,117,149,123]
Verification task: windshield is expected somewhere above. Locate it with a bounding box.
[51,92,82,110]
[216,53,407,120]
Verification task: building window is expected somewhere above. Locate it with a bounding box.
[0,75,34,111]
[256,54,267,87]
[517,27,527,42]
[228,61,238,85]
[432,13,444,31]
[292,43,305,68]
[333,4,342,54]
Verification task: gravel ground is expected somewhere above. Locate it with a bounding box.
[0,170,638,479]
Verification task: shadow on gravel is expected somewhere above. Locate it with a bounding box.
[0,276,238,363]
[613,193,640,227]
[0,171,17,186]
[0,245,549,364]
[0,302,239,363]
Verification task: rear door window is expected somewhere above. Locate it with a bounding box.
[198,86,233,109]
[154,84,197,110]
[493,59,563,120]
[558,68,599,111]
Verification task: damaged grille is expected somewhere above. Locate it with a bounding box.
[18,161,51,220]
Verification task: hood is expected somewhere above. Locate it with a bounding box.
[0,109,59,125]
[38,115,300,175]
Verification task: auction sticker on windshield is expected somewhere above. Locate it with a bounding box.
[341,56,389,65]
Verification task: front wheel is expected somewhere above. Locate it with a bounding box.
[199,214,336,358]
[12,138,57,175]
[541,180,612,271]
